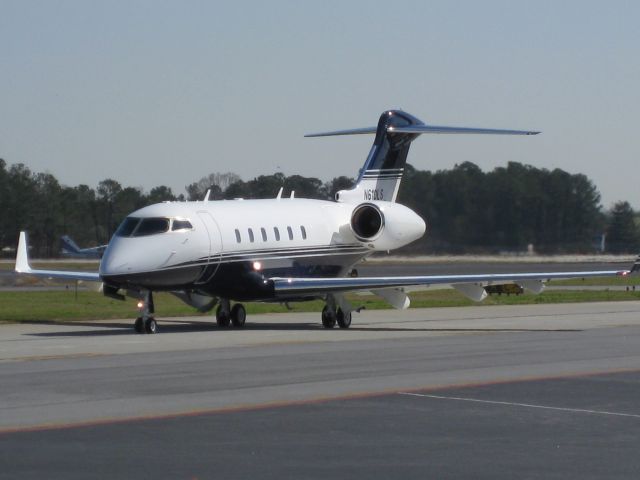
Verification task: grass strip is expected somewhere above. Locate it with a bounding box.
[1,289,639,323]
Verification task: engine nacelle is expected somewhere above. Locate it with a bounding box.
[170,290,217,312]
[350,202,426,251]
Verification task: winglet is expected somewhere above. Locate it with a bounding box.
[15,231,33,274]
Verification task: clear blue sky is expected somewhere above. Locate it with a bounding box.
[1,1,638,208]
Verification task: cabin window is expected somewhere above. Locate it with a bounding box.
[274,227,280,241]
[261,227,267,242]
[300,225,307,240]
[132,217,170,237]
[235,229,241,243]
[248,228,255,243]
[172,219,193,231]
[287,226,293,240]
[115,217,140,237]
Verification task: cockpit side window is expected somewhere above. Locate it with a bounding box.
[172,219,193,231]
[115,217,141,237]
[133,217,170,237]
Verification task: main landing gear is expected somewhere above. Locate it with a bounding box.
[321,294,354,329]
[215,299,246,328]
[321,302,352,329]
[134,291,158,334]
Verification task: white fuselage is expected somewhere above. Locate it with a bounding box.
[99,197,426,301]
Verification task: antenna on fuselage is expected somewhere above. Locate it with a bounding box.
[276,187,283,200]
[203,189,211,201]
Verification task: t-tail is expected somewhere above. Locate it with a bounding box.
[306,110,539,204]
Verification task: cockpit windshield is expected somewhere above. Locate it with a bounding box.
[134,218,170,236]
[115,216,192,237]
[115,217,141,237]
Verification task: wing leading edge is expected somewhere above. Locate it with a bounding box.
[15,232,101,282]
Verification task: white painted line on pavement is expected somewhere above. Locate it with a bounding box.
[398,392,640,418]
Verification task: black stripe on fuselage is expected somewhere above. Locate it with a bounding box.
[102,249,368,300]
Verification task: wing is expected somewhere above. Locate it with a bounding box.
[15,232,102,282]
[271,267,633,306]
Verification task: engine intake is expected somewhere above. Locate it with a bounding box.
[351,203,384,241]
[347,201,427,251]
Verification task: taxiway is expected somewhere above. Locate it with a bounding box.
[1,301,639,478]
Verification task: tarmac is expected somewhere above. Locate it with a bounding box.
[1,301,640,478]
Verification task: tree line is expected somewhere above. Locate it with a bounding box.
[0,158,638,257]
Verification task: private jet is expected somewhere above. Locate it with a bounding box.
[15,110,633,333]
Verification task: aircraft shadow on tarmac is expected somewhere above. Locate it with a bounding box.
[24,318,581,337]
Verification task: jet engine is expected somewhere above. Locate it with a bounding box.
[349,202,426,251]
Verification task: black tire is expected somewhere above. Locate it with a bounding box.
[144,317,158,334]
[231,304,246,328]
[321,305,337,329]
[336,308,352,329]
[134,317,144,333]
[216,305,231,328]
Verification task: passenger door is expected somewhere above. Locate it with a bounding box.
[195,211,223,284]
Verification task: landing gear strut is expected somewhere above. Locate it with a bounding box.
[134,291,157,334]
[216,299,246,328]
[216,299,231,327]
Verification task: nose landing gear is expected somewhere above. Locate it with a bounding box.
[134,291,158,334]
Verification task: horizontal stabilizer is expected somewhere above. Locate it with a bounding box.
[306,122,539,138]
[305,127,377,137]
[388,125,539,136]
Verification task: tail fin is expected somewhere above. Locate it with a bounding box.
[306,109,539,203]
[60,235,81,255]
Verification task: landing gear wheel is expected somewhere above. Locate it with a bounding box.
[231,304,246,328]
[216,305,231,328]
[336,308,352,329]
[134,317,144,333]
[321,305,337,329]
[144,317,158,334]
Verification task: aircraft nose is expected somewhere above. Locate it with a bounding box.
[99,239,131,277]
